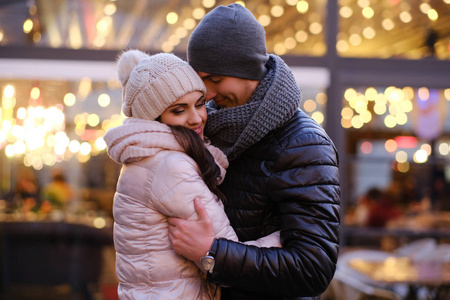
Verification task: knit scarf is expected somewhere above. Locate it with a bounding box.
[205,55,302,161]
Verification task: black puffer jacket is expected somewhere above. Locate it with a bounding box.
[208,109,341,300]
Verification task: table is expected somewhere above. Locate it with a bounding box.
[0,221,113,299]
[341,250,450,300]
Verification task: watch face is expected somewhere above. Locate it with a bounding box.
[201,256,214,271]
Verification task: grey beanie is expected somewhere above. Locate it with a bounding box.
[117,50,206,121]
[188,4,269,80]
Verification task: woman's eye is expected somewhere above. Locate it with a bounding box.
[172,109,184,115]
[196,100,206,107]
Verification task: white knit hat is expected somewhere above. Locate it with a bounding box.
[117,49,206,121]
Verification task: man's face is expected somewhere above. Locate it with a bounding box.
[197,72,259,108]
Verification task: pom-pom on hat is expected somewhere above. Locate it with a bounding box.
[188,3,269,80]
[117,49,206,121]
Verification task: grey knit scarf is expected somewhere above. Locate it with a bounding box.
[205,55,302,161]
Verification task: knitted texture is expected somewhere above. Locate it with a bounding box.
[205,55,302,160]
[117,50,206,121]
[188,3,269,80]
[103,118,228,182]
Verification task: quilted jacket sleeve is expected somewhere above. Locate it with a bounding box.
[151,152,238,241]
[207,129,341,298]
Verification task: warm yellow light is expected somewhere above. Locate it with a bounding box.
[341,118,352,128]
[418,87,429,101]
[357,0,370,8]
[166,12,178,24]
[382,19,395,31]
[414,149,428,163]
[427,9,438,21]
[396,113,407,125]
[161,42,174,53]
[64,93,76,106]
[419,3,431,14]
[316,92,327,105]
[400,100,413,113]
[202,0,215,8]
[309,22,323,35]
[295,30,308,42]
[445,89,450,101]
[385,139,397,152]
[397,162,410,173]
[362,27,376,39]
[80,142,92,155]
[284,37,296,49]
[258,15,271,27]
[30,87,40,99]
[23,19,33,34]
[69,140,81,153]
[87,114,100,127]
[271,5,284,17]
[4,85,15,98]
[399,11,412,23]
[349,34,362,46]
[311,111,324,124]
[104,3,117,15]
[360,110,372,123]
[421,143,432,156]
[17,107,27,120]
[95,137,107,151]
[286,0,298,6]
[365,87,377,100]
[303,99,317,112]
[438,143,449,156]
[336,40,349,52]
[384,115,396,128]
[344,88,357,101]
[296,0,309,14]
[93,217,106,229]
[175,27,188,38]
[96,19,109,32]
[235,1,245,7]
[339,6,353,18]
[362,7,374,19]
[341,107,354,120]
[98,93,110,108]
[192,8,205,20]
[183,18,196,30]
[351,115,364,129]
[273,43,287,55]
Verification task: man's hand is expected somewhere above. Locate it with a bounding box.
[168,197,215,262]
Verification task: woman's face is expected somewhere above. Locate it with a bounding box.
[160,91,207,140]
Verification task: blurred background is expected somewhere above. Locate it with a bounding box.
[0,0,449,299]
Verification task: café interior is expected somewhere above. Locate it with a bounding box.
[0,0,450,299]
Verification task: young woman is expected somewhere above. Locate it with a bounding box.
[103,50,280,300]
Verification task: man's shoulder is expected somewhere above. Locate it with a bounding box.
[272,110,330,144]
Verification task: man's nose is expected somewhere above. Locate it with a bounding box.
[204,84,217,101]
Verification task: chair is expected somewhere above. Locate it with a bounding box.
[394,238,437,262]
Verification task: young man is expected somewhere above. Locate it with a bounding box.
[168,4,340,299]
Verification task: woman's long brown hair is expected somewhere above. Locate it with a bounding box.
[169,125,225,202]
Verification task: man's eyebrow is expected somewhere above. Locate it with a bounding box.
[201,74,219,79]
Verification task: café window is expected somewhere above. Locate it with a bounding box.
[0,0,328,57]
[343,86,450,228]
[338,0,450,60]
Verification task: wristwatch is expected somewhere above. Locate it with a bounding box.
[200,251,215,273]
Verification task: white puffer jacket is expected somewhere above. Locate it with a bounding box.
[104,118,280,300]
